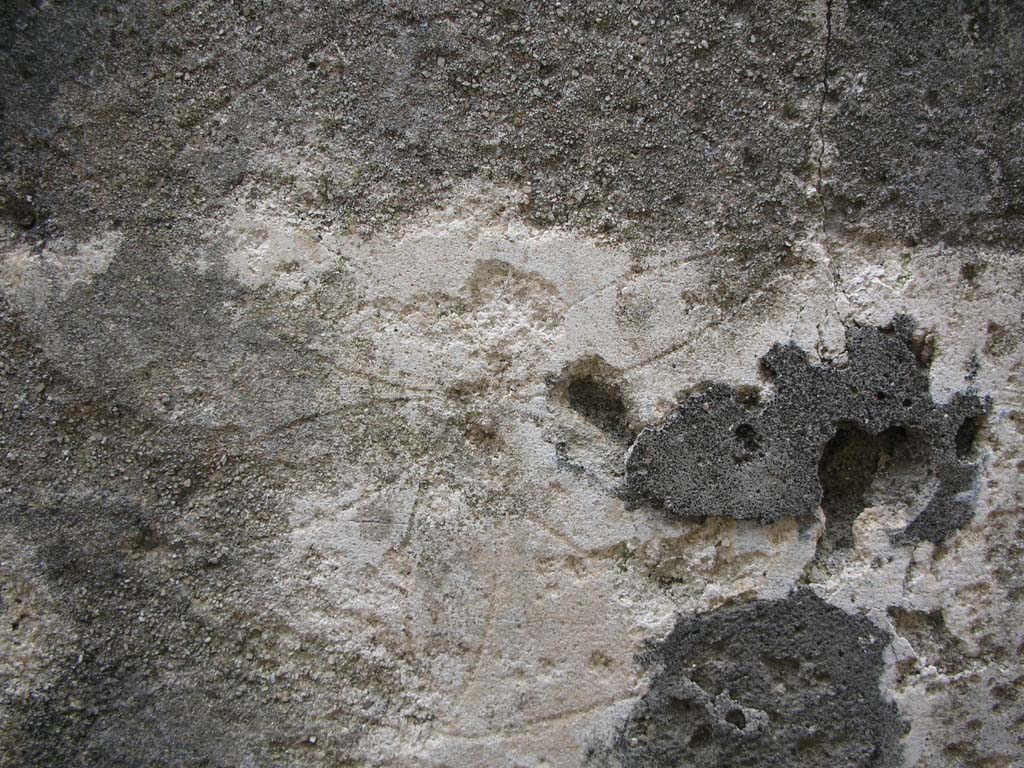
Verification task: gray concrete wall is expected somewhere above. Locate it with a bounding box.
[1,1,1022,765]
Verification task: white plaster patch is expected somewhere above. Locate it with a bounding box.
[0,230,121,309]
[220,203,341,293]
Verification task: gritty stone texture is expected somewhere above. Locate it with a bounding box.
[0,0,825,264]
[1,1,1023,767]
[625,317,989,543]
[593,590,902,768]
[823,0,1024,245]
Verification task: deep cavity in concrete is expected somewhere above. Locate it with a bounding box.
[816,424,933,558]
[626,317,988,544]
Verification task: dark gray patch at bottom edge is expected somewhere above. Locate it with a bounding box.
[589,590,904,768]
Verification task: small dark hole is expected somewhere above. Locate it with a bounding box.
[732,422,761,461]
[0,191,37,229]
[725,708,747,729]
[875,391,887,401]
[736,423,758,444]
[955,415,982,459]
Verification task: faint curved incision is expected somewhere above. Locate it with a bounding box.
[625,316,988,544]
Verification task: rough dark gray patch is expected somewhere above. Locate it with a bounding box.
[594,590,903,768]
[0,0,824,259]
[0,295,404,766]
[824,0,1024,246]
[626,317,988,544]
[3,0,1018,269]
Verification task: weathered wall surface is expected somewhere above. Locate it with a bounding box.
[1,1,1022,766]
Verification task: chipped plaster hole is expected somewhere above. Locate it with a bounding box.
[567,374,625,433]
[818,424,888,553]
[816,424,930,557]
[558,357,630,438]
